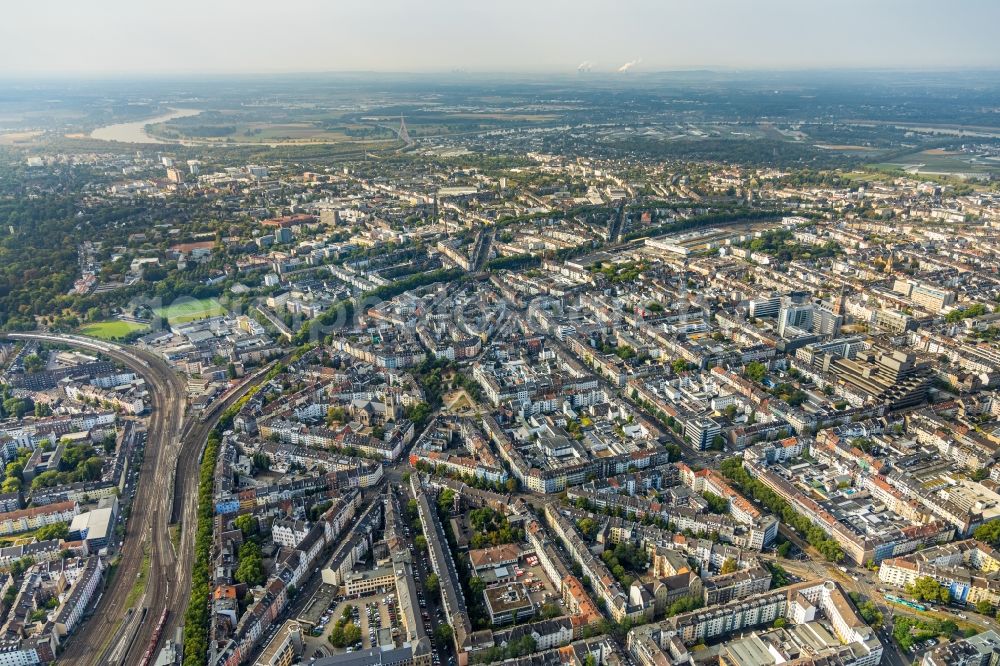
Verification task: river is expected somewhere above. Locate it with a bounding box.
[90,108,202,144]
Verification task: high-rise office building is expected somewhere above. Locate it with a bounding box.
[813,306,843,337]
[911,284,955,313]
[778,298,814,338]
[829,346,931,410]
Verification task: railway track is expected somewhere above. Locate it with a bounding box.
[3,333,186,666]
[0,335,294,664]
[163,357,288,650]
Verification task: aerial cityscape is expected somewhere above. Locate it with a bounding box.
[2,3,1000,666]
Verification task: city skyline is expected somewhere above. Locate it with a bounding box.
[3,4,1000,665]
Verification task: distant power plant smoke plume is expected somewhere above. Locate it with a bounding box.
[617,57,642,72]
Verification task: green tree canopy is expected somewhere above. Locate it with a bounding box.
[744,361,767,383]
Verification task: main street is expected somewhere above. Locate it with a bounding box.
[3,316,963,666]
[767,523,998,666]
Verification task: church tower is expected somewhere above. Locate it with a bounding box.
[884,251,895,274]
[386,391,403,422]
[833,285,847,316]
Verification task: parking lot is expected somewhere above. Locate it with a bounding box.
[301,591,406,657]
[518,558,562,608]
[402,491,453,666]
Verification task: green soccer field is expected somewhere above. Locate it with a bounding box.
[153,298,228,325]
[78,320,150,340]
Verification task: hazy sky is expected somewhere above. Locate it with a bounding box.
[2,0,998,75]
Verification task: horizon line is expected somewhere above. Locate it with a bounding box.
[2,65,1000,81]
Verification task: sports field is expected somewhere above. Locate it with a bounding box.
[153,298,227,324]
[78,320,149,340]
